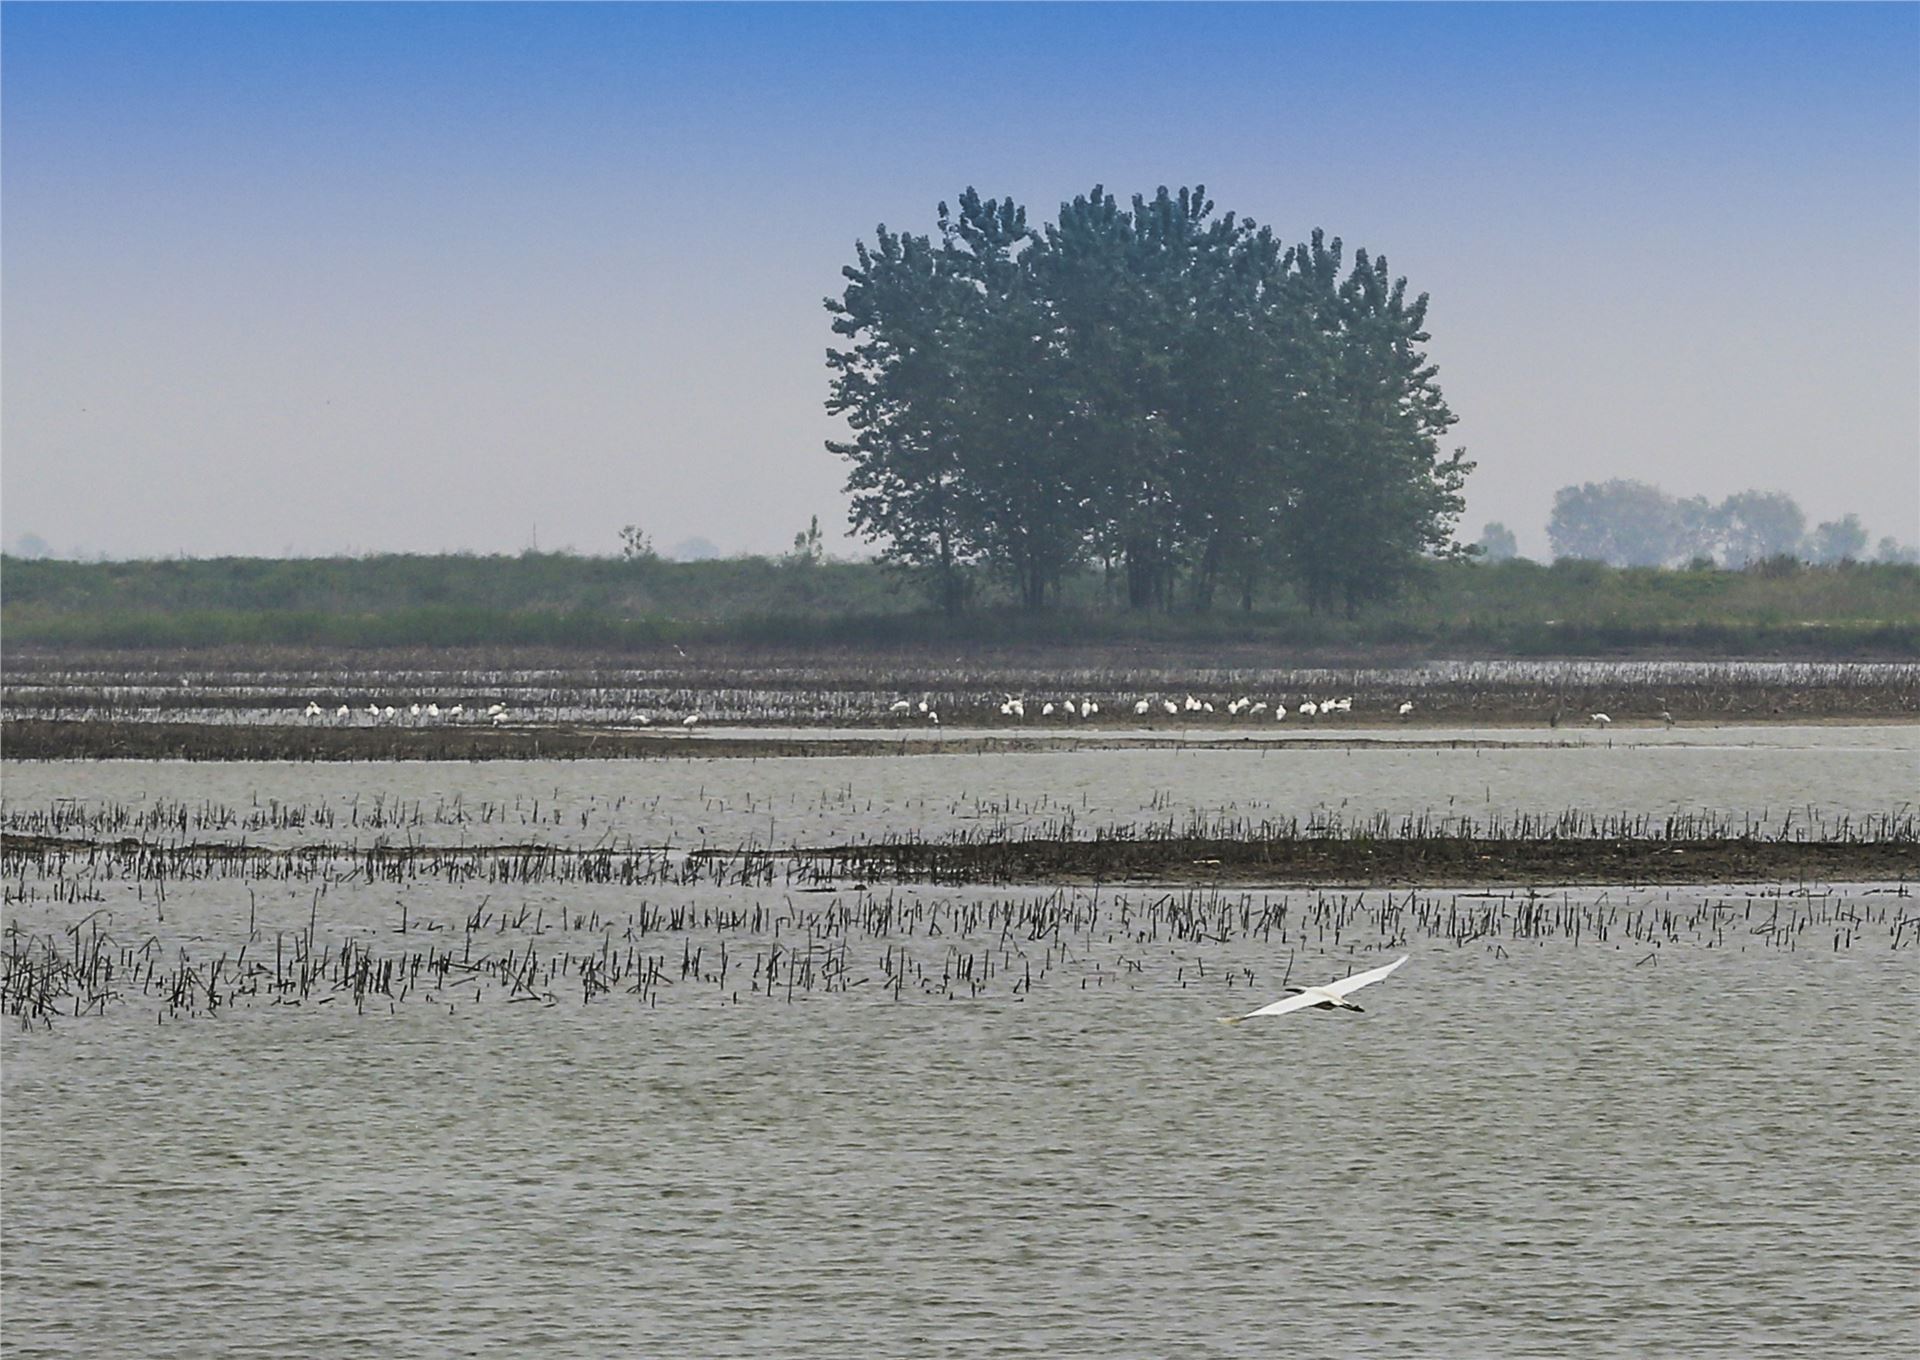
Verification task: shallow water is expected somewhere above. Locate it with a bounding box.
[4,912,1915,1358]
[3,724,1912,850]
[3,728,1916,1356]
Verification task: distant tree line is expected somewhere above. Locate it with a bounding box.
[1535,481,1911,568]
[826,185,1472,616]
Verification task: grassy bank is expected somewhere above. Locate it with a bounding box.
[5,553,1918,656]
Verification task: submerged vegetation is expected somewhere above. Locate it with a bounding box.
[4,812,1912,1025]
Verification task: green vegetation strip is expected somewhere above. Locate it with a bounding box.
[5,556,1918,656]
[783,836,1918,887]
[4,829,1910,888]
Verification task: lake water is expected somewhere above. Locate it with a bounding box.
[3,726,1916,1356]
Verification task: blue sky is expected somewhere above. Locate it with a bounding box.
[4,2,1915,559]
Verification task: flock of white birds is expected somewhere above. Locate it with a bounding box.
[884,692,1405,726]
[300,693,1632,731]
[302,700,516,726]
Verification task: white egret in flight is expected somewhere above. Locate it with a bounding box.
[1226,955,1409,1023]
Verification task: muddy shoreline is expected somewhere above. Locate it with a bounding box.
[5,828,1910,888]
[784,836,1919,887]
[5,715,1915,762]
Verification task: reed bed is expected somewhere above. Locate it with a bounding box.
[5,875,1913,1026]
[4,803,1912,909]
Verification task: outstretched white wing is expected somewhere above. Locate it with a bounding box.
[1235,991,1326,1021]
[1227,955,1410,1023]
[1323,954,1408,999]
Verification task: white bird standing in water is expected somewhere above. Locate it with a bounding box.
[1134,698,1151,716]
[1398,701,1414,717]
[1590,713,1612,726]
[1226,955,1409,1023]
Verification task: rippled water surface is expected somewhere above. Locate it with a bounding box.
[2,724,1913,849]
[6,934,1915,1357]
[4,728,1916,1356]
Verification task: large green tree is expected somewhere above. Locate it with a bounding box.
[825,226,976,614]
[1277,233,1472,614]
[825,185,1473,615]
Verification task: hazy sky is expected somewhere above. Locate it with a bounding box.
[4,2,1916,560]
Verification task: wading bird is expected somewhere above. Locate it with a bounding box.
[1134,698,1151,716]
[890,699,911,712]
[683,714,701,728]
[1299,700,1318,718]
[1226,955,1409,1022]
[1398,701,1414,717]
[1590,713,1612,725]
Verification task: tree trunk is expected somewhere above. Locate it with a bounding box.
[1125,543,1156,611]
[1192,534,1224,613]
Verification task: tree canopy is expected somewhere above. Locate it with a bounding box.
[826,184,1472,614]
[1547,481,1869,568]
